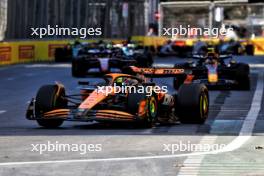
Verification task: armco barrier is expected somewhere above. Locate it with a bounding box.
[0,40,68,65]
[0,37,164,65]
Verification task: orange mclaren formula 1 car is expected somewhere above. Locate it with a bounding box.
[26,66,209,128]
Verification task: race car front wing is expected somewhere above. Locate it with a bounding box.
[26,98,138,122]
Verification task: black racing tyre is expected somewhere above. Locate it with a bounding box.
[235,64,250,90]
[173,76,186,90]
[71,59,86,77]
[55,48,72,62]
[127,91,157,127]
[234,63,249,76]
[54,48,64,62]
[176,83,209,124]
[157,46,162,53]
[146,52,153,66]
[245,44,254,56]
[35,85,67,128]
[233,45,240,55]
[135,55,152,67]
[127,92,147,114]
[238,76,250,90]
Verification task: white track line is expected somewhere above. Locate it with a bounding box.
[178,71,263,175]
[217,71,263,152]
[178,136,217,176]
[0,110,6,114]
[6,77,15,81]
[0,73,262,167]
[249,64,264,68]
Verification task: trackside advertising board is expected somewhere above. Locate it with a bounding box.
[0,37,264,65]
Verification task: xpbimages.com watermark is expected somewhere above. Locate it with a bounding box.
[96,83,168,96]
[31,25,102,38]
[163,141,226,154]
[162,25,234,38]
[31,141,102,155]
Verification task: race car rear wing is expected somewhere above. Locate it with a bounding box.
[192,54,232,60]
[128,66,191,78]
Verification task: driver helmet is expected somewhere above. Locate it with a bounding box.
[115,77,124,87]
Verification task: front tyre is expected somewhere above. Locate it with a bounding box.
[235,63,250,90]
[35,85,67,128]
[176,84,209,124]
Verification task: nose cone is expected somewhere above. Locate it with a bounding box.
[78,89,108,110]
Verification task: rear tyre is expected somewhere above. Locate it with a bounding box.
[135,54,152,67]
[235,64,250,90]
[245,44,254,56]
[35,85,67,128]
[238,76,250,90]
[54,48,64,62]
[176,84,209,124]
[173,76,186,90]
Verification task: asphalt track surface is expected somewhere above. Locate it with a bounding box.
[0,56,264,176]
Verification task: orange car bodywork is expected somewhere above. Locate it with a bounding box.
[79,73,136,110]
[41,67,191,121]
[79,90,108,109]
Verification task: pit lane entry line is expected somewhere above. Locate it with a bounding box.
[0,111,6,114]
[217,71,263,153]
[177,71,264,175]
[178,136,218,176]
[0,72,262,166]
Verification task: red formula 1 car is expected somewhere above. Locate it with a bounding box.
[26,66,209,128]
